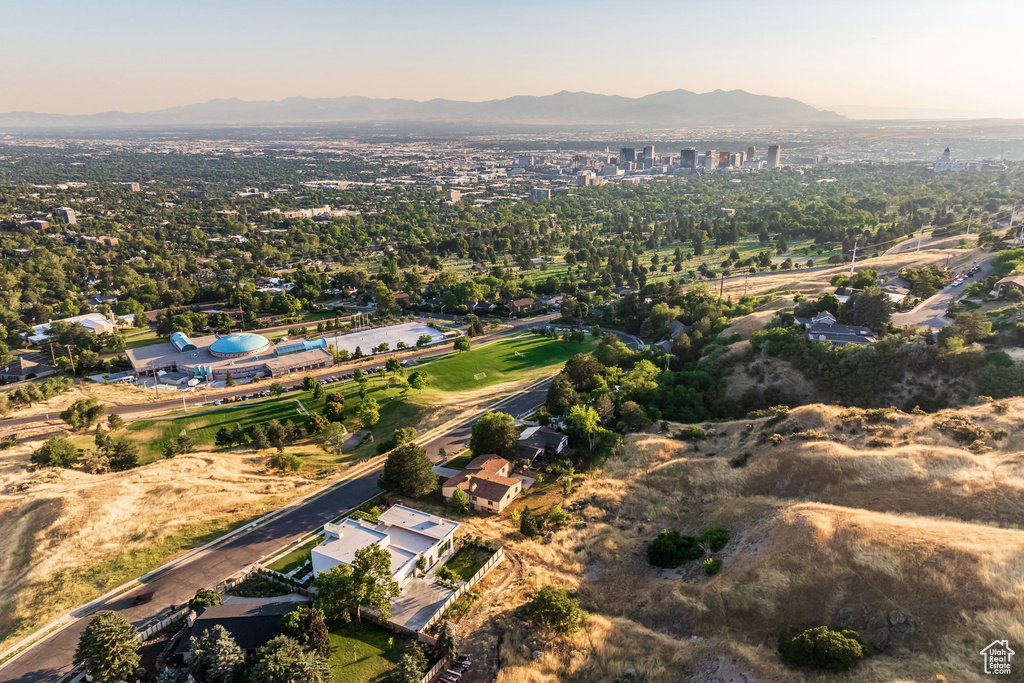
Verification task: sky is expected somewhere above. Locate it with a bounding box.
[2,0,1023,118]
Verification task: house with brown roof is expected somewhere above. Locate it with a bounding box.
[442,454,523,513]
[995,275,1024,299]
[506,298,540,314]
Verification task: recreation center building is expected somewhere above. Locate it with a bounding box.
[125,332,333,383]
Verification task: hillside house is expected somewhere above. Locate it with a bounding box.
[802,311,875,347]
[442,454,523,513]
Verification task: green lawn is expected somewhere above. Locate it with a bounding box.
[266,537,321,574]
[420,335,593,395]
[442,545,492,581]
[327,621,406,683]
[442,453,472,470]
[126,393,315,460]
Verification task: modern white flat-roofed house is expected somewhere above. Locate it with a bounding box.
[311,504,459,590]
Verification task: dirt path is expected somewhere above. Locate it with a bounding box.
[456,549,524,683]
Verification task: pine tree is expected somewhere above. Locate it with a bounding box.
[187,625,244,683]
[73,611,140,683]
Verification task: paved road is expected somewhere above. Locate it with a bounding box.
[892,254,993,330]
[0,470,382,683]
[0,347,554,683]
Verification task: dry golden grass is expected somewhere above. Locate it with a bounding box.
[453,399,1024,682]
[0,436,319,649]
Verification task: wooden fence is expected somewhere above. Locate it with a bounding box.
[420,546,505,632]
[420,656,450,683]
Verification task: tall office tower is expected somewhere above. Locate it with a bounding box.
[767,144,781,169]
[703,150,718,171]
[680,148,697,169]
[643,145,655,161]
[718,151,731,168]
[747,146,756,161]
[620,147,636,163]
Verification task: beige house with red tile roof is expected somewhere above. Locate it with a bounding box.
[442,454,522,513]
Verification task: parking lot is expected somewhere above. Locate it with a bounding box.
[322,321,447,355]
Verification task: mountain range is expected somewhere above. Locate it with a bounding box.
[0,89,844,128]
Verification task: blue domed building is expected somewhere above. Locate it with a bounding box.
[126,330,332,384]
[209,333,271,358]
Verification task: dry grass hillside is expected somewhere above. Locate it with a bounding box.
[0,436,320,650]
[454,399,1024,682]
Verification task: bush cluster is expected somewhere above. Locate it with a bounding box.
[777,625,872,672]
[647,528,730,568]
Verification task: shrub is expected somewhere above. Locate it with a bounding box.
[676,425,705,440]
[777,625,871,672]
[746,405,790,424]
[703,558,722,576]
[269,452,302,472]
[933,414,989,443]
[188,588,222,611]
[729,452,753,468]
[863,407,895,423]
[436,565,459,583]
[519,507,543,537]
[646,529,702,568]
[698,528,730,552]
[519,586,583,634]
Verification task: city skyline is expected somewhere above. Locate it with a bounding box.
[1,0,1022,119]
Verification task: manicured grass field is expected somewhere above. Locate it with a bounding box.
[265,536,321,574]
[421,335,593,395]
[127,394,314,460]
[327,621,406,683]
[442,545,492,581]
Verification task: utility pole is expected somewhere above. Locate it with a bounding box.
[965,211,972,236]
[181,391,187,414]
[849,240,858,277]
[65,345,75,374]
[149,359,158,399]
[719,272,725,301]
[916,225,924,252]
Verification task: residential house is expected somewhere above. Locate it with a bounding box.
[311,504,459,590]
[995,275,1024,298]
[654,319,692,353]
[442,454,523,513]
[27,312,135,344]
[393,292,412,308]
[506,298,540,314]
[803,311,876,347]
[174,601,297,660]
[0,357,49,382]
[518,425,569,463]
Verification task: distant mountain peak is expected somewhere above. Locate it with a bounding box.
[0,89,844,128]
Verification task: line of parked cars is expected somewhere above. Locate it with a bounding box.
[949,264,981,288]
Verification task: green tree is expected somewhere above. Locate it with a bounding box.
[247,635,331,683]
[358,397,380,428]
[60,397,107,431]
[108,436,140,471]
[188,624,245,683]
[269,382,284,396]
[353,544,401,620]
[385,356,403,377]
[449,486,469,514]
[305,412,328,435]
[316,422,347,454]
[545,374,579,415]
[303,375,318,391]
[379,442,437,498]
[312,382,325,401]
[408,370,428,392]
[374,281,396,316]
[951,310,992,343]
[436,620,459,662]
[391,644,428,683]
[31,436,79,468]
[548,504,568,525]
[312,564,356,623]
[565,404,600,451]
[519,507,542,537]
[107,414,125,431]
[188,588,222,611]
[469,411,519,460]
[73,611,140,683]
[225,371,235,387]
[280,605,330,658]
[777,625,870,672]
[250,424,271,450]
[324,400,345,422]
[519,585,583,634]
[453,336,471,353]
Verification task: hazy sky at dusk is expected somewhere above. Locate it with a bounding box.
[2,0,1021,117]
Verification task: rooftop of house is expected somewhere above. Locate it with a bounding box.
[174,601,298,655]
[519,425,566,449]
[443,454,519,503]
[315,505,459,576]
